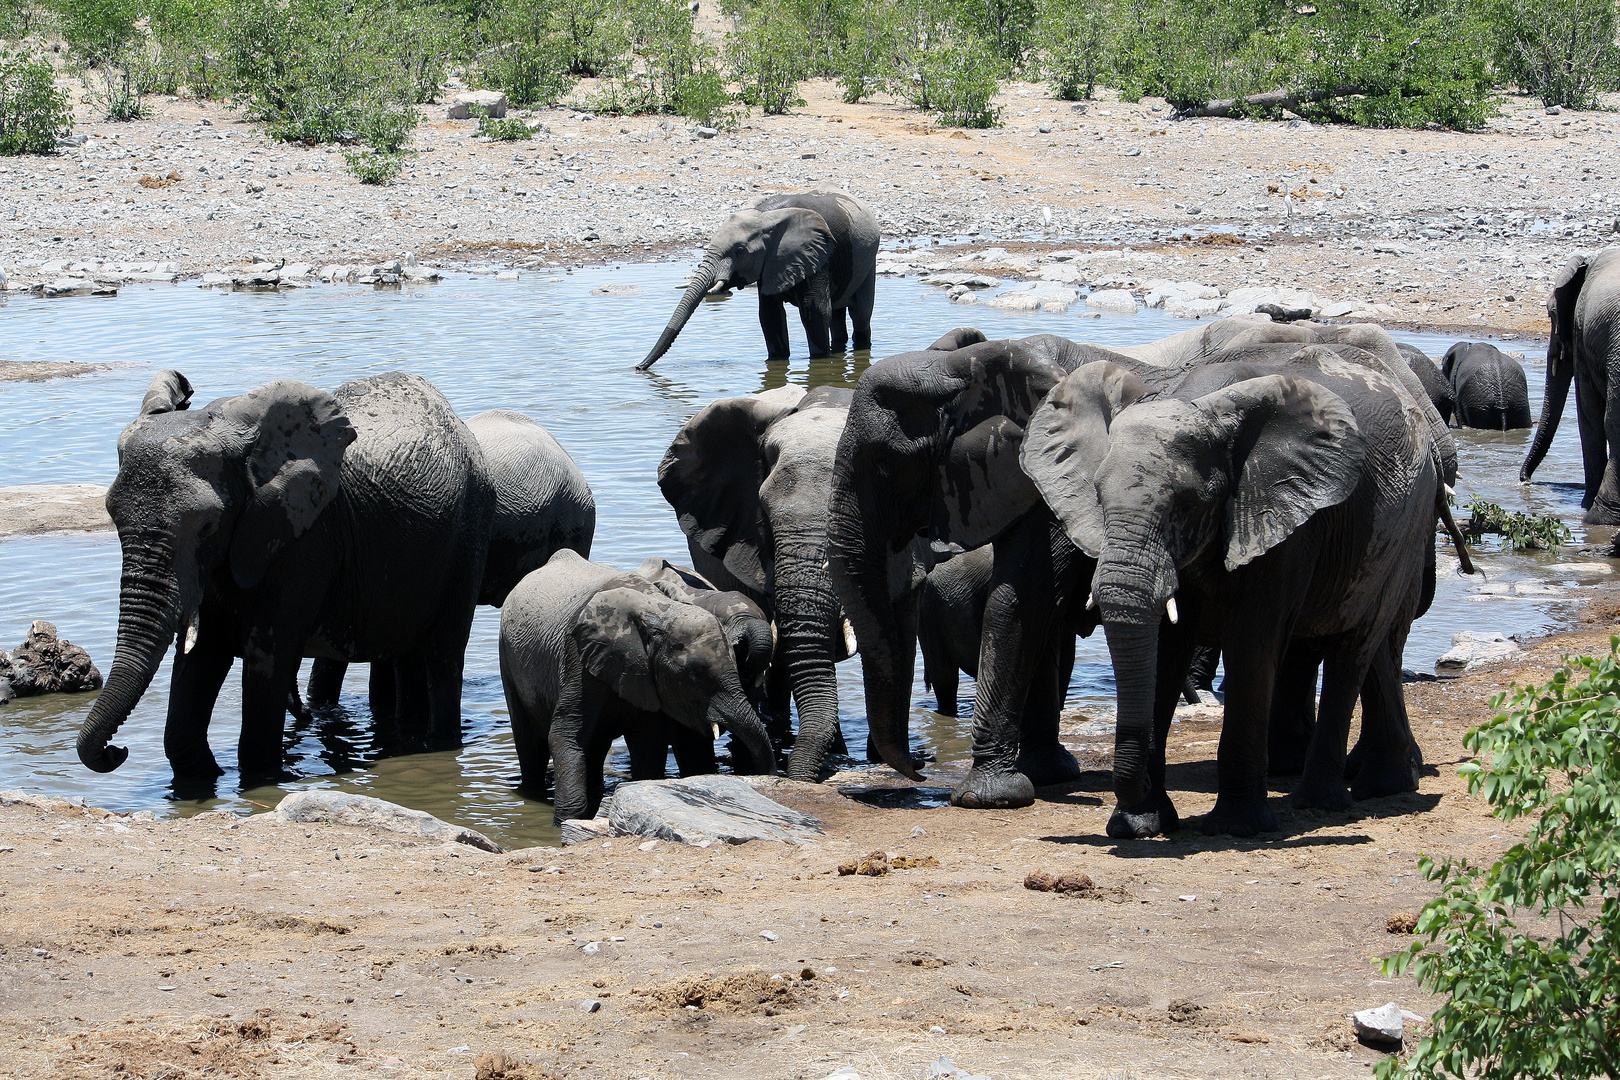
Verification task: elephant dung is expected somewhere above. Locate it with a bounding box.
[604,775,824,847]
[1435,631,1519,675]
[273,790,504,852]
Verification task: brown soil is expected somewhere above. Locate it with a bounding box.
[6,597,1616,1080]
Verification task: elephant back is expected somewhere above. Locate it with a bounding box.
[500,550,621,713]
[753,189,878,308]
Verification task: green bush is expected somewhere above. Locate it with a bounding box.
[620,0,738,123]
[343,147,406,183]
[832,1,897,102]
[1378,641,1620,1080]
[1490,0,1620,109]
[476,0,580,106]
[0,46,72,155]
[918,33,1005,125]
[1036,0,1110,100]
[1462,496,1572,551]
[731,5,811,114]
[953,0,1040,66]
[475,107,532,139]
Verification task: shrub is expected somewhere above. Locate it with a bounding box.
[1036,0,1109,100]
[916,33,1005,126]
[622,0,738,124]
[0,47,73,155]
[476,0,579,107]
[1490,0,1620,110]
[730,5,811,115]
[1462,496,1572,551]
[475,107,532,139]
[954,0,1040,66]
[832,1,897,102]
[343,148,406,183]
[1378,641,1620,1080]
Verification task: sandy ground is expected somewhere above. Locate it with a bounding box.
[3,80,1616,337]
[5,586,1616,1080]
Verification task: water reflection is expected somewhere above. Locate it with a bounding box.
[0,265,1592,848]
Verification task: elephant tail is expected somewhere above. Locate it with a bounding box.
[638,253,720,371]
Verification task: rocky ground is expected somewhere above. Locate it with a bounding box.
[2,79,1616,336]
[5,593,1617,1080]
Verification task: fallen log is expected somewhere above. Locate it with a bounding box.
[1173,84,1365,119]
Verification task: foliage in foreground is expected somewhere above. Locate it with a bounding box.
[0,46,71,154]
[1377,642,1620,1079]
[1463,496,1573,551]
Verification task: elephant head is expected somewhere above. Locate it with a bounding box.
[1522,254,1589,483]
[826,337,1084,779]
[77,371,355,773]
[631,556,774,709]
[1021,362,1364,813]
[572,584,775,777]
[637,206,838,370]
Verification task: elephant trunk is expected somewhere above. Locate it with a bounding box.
[774,549,846,781]
[1522,339,1572,482]
[711,689,776,777]
[637,252,721,371]
[1103,618,1159,807]
[827,489,922,781]
[77,539,181,772]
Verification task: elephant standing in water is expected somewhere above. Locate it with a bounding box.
[302,408,596,717]
[1442,342,1531,430]
[79,370,493,782]
[1522,249,1620,523]
[638,188,879,369]
[498,551,776,824]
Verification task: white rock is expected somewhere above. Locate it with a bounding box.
[1037,263,1085,284]
[921,272,1001,289]
[447,90,508,119]
[1436,631,1519,674]
[1085,289,1139,313]
[1173,298,1225,318]
[273,790,503,851]
[495,270,520,281]
[605,775,824,846]
[403,266,443,282]
[1352,1002,1404,1047]
[985,281,1078,312]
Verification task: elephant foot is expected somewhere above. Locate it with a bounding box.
[1290,775,1353,811]
[1015,743,1082,788]
[1350,754,1421,801]
[168,748,224,781]
[1106,791,1180,839]
[1200,794,1280,837]
[950,767,1035,809]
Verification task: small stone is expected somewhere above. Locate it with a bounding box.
[1546,105,1562,115]
[1037,122,1052,133]
[929,1025,946,1035]
[759,930,779,942]
[637,839,659,852]
[245,181,265,193]
[1178,894,1197,902]
[580,998,601,1013]
[1352,1002,1405,1047]
[581,941,601,956]
[1124,147,1141,156]
[693,127,718,138]
[1436,631,1518,674]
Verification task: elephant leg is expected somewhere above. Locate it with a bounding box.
[1182,645,1220,704]
[548,680,608,824]
[163,622,235,780]
[1590,385,1620,524]
[368,661,398,724]
[1268,639,1321,775]
[672,725,718,776]
[505,687,551,796]
[759,295,792,360]
[796,272,834,359]
[307,658,348,707]
[420,604,477,748]
[624,716,671,781]
[1106,612,1194,839]
[236,632,302,781]
[829,306,849,352]
[952,513,1079,809]
[1015,630,1081,787]
[849,273,875,350]
[1290,648,1361,810]
[1574,363,1609,511]
[764,660,794,748]
[921,623,960,716]
[1347,641,1422,800]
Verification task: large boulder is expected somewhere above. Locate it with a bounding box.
[584,775,825,847]
[0,620,102,700]
[447,90,508,119]
[274,790,504,852]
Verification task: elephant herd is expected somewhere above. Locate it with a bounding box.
[73,225,1620,840]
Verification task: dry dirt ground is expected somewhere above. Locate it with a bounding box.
[7,596,1618,1080]
[4,79,1617,338]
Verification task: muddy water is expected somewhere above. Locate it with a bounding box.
[0,264,1605,847]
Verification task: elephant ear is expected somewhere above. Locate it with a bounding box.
[1441,343,1464,381]
[1550,254,1588,357]
[140,370,194,415]
[573,586,665,713]
[1194,374,1365,571]
[658,385,806,593]
[928,328,987,352]
[633,556,715,604]
[1019,361,1151,557]
[930,340,1072,549]
[219,380,356,590]
[758,208,836,296]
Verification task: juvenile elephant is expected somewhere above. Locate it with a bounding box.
[1442,342,1531,429]
[1022,345,1441,837]
[1523,249,1620,522]
[499,550,776,823]
[638,188,880,369]
[303,408,596,714]
[917,545,1077,717]
[79,370,493,781]
[1397,342,1454,426]
[661,383,897,779]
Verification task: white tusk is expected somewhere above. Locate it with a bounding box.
[181,610,200,655]
[770,621,778,649]
[1085,590,1097,611]
[843,619,858,656]
[711,722,721,741]
[1444,484,1456,498]
[1165,597,1178,625]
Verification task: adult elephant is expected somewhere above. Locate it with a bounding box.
[498,551,775,823]
[660,383,898,779]
[78,370,492,781]
[302,408,596,714]
[1397,342,1454,426]
[1443,342,1531,430]
[1022,345,1441,837]
[1522,249,1620,521]
[637,188,880,369]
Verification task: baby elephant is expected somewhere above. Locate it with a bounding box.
[1442,342,1531,430]
[499,550,775,824]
